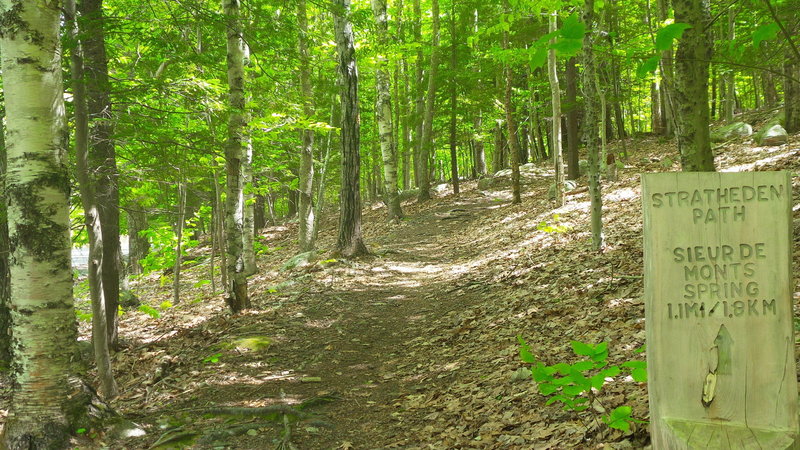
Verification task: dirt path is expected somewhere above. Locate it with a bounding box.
[115,191,504,449]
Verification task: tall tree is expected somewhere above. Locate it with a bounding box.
[565,57,580,180]
[548,12,565,206]
[412,0,425,188]
[583,0,604,250]
[372,0,404,220]
[223,0,251,312]
[723,10,736,123]
[417,0,441,202]
[297,0,318,250]
[503,0,521,204]
[448,3,460,196]
[334,0,369,257]
[397,0,413,190]
[0,102,9,369]
[68,0,117,399]
[787,61,800,133]
[673,0,715,171]
[79,0,121,348]
[0,0,80,445]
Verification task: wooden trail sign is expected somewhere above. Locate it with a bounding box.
[643,172,797,449]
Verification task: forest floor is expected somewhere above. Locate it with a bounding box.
[1,128,799,450]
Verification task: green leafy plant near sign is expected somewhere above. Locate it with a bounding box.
[517,336,647,433]
[537,214,572,234]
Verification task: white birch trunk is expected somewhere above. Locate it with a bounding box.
[548,12,565,207]
[297,0,317,251]
[0,0,80,445]
[241,43,257,276]
[372,0,403,220]
[223,0,250,312]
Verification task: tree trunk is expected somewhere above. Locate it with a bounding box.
[473,113,487,176]
[417,0,441,202]
[763,69,778,108]
[492,123,505,173]
[583,0,604,251]
[79,0,120,349]
[723,10,736,123]
[673,0,715,171]
[785,60,800,133]
[412,0,425,189]
[68,0,117,400]
[242,135,256,276]
[173,183,186,304]
[503,2,521,204]
[1,1,81,445]
[399,2,412,192]
[127,202,149,276]
[0,105,9,370]
[212,166,227,289]
[297,0,317,250]
[548,13,565,206]
[448,4,460,196]
[372,0,403,220]
[223,0,250,312]
[565,57,580,180]
[657,0,675,136]
[334,0,369,257]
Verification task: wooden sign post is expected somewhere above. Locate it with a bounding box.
[643,172,797,449]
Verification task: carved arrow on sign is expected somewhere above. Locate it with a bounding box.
[702,324,734,407]
[714,324,733,375]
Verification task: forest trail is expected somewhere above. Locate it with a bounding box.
[114,188,514,449]
[72,134,800,449]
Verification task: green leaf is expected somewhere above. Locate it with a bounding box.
[637,55,660,78]
[529,47,548,70]
[632,367,648,382]
[553,363,571,375]
[634,344,647,354]
[539,383,558,395]
[603,406,634,432]
[533,364,554,382]
[517,336,536,364]
[752,23,779,48]
[592,342,608,358]
[600,365,621,378]
[549,376,569,386]
[137,304,161,319]
[590,373,606,390]
[563,384,584,396]
[570,369,591,391]
[559,14,586,40]
[550,39,583,57]
[571,360,594,372]
[655,23,692,51]
[571,341,594,356]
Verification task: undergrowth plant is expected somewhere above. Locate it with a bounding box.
[517,336,647,434]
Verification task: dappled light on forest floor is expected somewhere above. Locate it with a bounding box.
[4,133,791,449]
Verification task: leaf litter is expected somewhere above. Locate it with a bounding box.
[0,132,797,449]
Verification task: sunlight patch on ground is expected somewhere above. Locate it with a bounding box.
[554,199,591,215]
[203,369,297,386]
[606,298,640,309]
[305,318,337,329]
[605,187,638,202]
[722,147,797,172]
[385,263,442,274]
